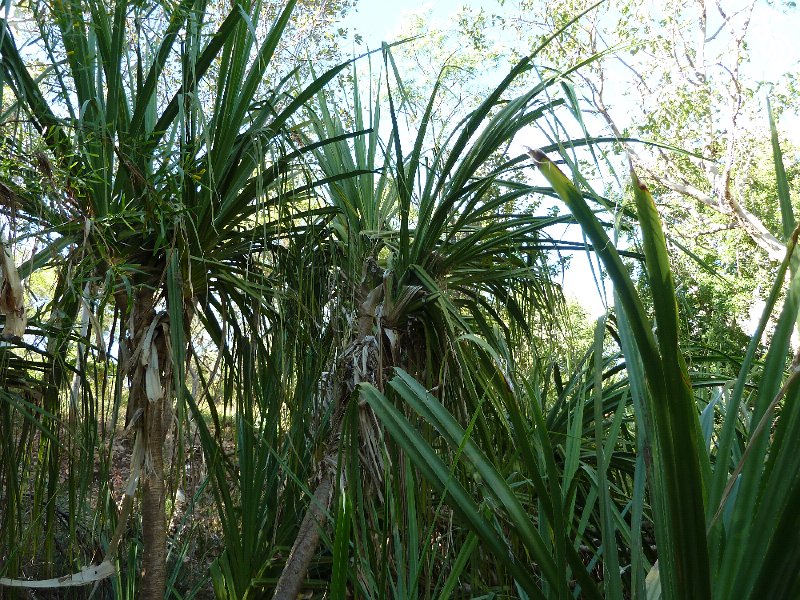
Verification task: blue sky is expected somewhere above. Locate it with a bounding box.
[342,0,800,80]
[342,1,468,48]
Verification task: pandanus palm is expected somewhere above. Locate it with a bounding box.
[270,41,597,596]
[362,124,800,598]
[0,0,355,595]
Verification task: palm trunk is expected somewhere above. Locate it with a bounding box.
[273,284,383,599]
[141,396,166,598]
[272,471,334,600]
[128,287,168,598]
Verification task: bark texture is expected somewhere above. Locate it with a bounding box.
[271,471,334,600]
[128,288,168,599]
[141,397,166,599]
[272,283,384,599]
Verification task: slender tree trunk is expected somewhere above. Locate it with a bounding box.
[128,287,168,598]
[141,396,166,598]
[272,471,334,600]
[273,284,383,599]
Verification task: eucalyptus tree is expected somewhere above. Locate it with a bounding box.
[501,0,800,344]
[0,0,357,596]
